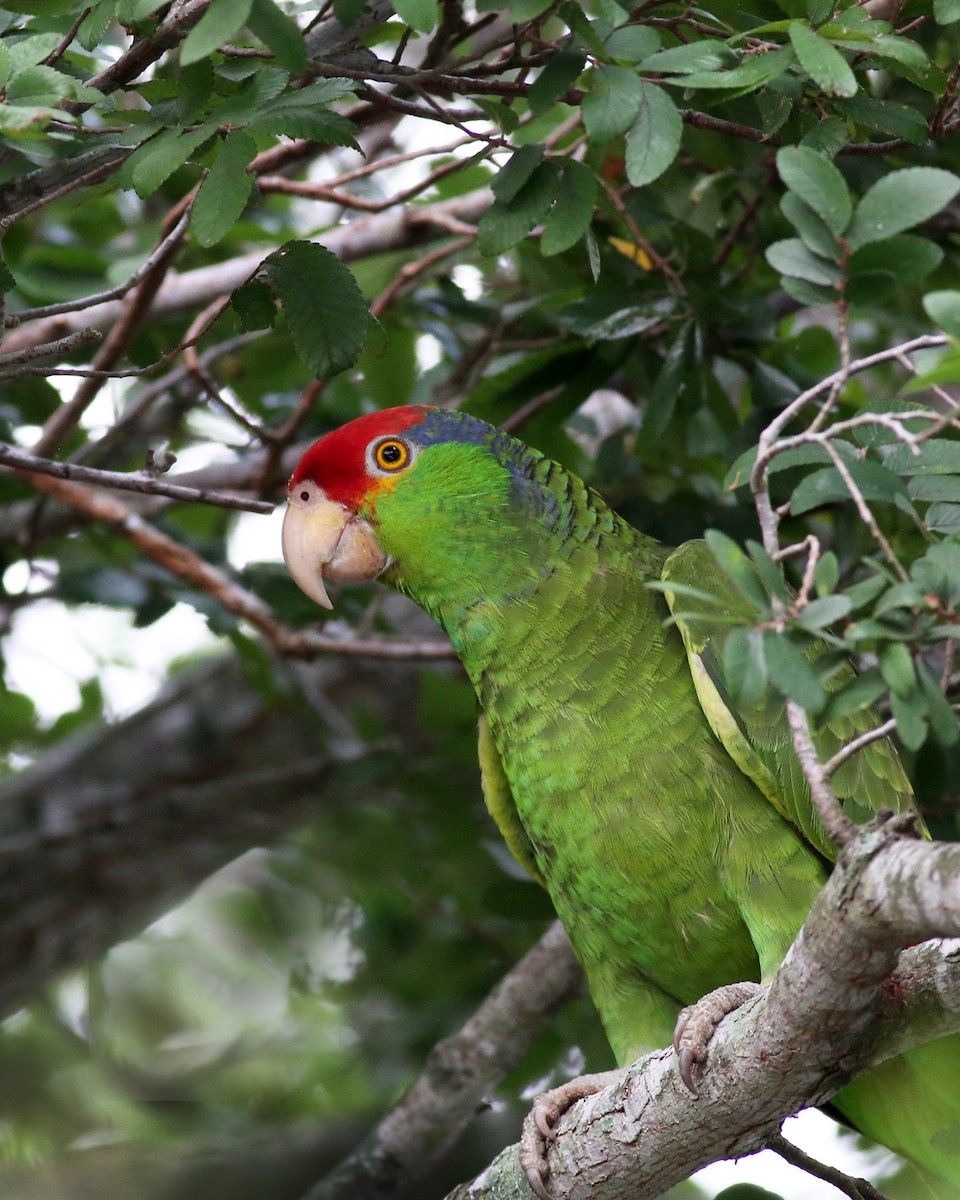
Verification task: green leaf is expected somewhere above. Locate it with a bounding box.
[764,630,825,712]
[333,0,365,21]
[766,237,840,286]
[776,144,851,235]
[780,192,840,258]
[624,82,682,187]
[182,0,253,65]
[478,161,560,256]
[6,64,73,106]
[849,237,942,286]
[666,46,795,90]
[492,143,545,202]
[880,641,916,696]
[393,0,438,33]
[540,160,597,255]
[934,0,960,23]
[926,504,960,534]
[79,0,117,52]
[907,475,960,502]
[885,439,960,476]
[794,593,852,631]
[834,95,928,145]
[0,261,14,294]
[603,24,660,64]
[746,539,790,602]
[231,277,276,330]
[846,168,960,249]
[890,689,927,750]
[815,551,839,596]
[724,626,768,708]
[819,668,885,722]
[123,124,217,197]
[705,529,770,612]
[788,20,857,97]
[923,291,960,340]
[917,660,959,746]
[251,104,359,148]
[177,58,214,121]
[192,131,256,247]
[248,0,306,70]
[867,33,930,72]
[790,460,910,514]
[256,241,369,378]
[528,49,585,115]
[582,65,643,143]
[781,277,839,307]
[638,41,738,74]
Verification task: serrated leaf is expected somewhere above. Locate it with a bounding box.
[529,49,585,115]
[926,504,960,534]
[248,0,306,69]
[624,82,681,187]
[257,241,368,378]
[182,0,253,66]
[847,168,960,249]
[394,0,438,33]
[790,460,910,515]
[835,94,928,145]
[907,475,960,502]
[492,143,545,202]
[705,529,769,612]
[540,160,597,256]
[868,33,930,71]
[124,123,216,197]
[789,20,857,97]
[885,439,960,475]
[177,58,214,122]
[776,144,851,235]
[923,290,960,340]
[766,237,840,285]
[582,65,643,143]
[251,105,359,148]
[7,64,73,107]
[764,630,825,711]
[192,130,256,247]
[478,161,560,256]
[79,0,117,52]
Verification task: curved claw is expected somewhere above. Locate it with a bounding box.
[678,1046,699,1096]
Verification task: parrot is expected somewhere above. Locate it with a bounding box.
[281,403,960,1197]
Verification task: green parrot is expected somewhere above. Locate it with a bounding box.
[281,404,960,1197]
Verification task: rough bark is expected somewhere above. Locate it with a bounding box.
[446,826,960,1200]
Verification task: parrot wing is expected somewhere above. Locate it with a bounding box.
[660,539,914,862]
[478,715,546,887]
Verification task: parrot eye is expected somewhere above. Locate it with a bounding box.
[369,437,414,475]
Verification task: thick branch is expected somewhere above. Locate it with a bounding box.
[447,825,960,1199]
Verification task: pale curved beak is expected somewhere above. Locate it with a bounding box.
[282,495,389,610]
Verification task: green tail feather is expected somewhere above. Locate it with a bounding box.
[834,1040,960,1196]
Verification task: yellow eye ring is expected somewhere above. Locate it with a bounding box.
[373,438,410,472]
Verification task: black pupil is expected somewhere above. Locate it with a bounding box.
[380,442,402,464]
[300,490,310,501]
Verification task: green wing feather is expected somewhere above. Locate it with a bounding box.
[477,715,546,887]
[661,540,915,862]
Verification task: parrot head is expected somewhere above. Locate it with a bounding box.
[282,405,536,615]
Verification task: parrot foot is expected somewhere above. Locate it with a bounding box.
[673,982,763,1094]
[520,1069,624,1199]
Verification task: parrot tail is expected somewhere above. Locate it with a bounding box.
[833,1037,960,1198]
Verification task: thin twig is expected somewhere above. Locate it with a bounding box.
[823,720,899,778]
[769,1133,889,1199]
[0,444,274,513]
